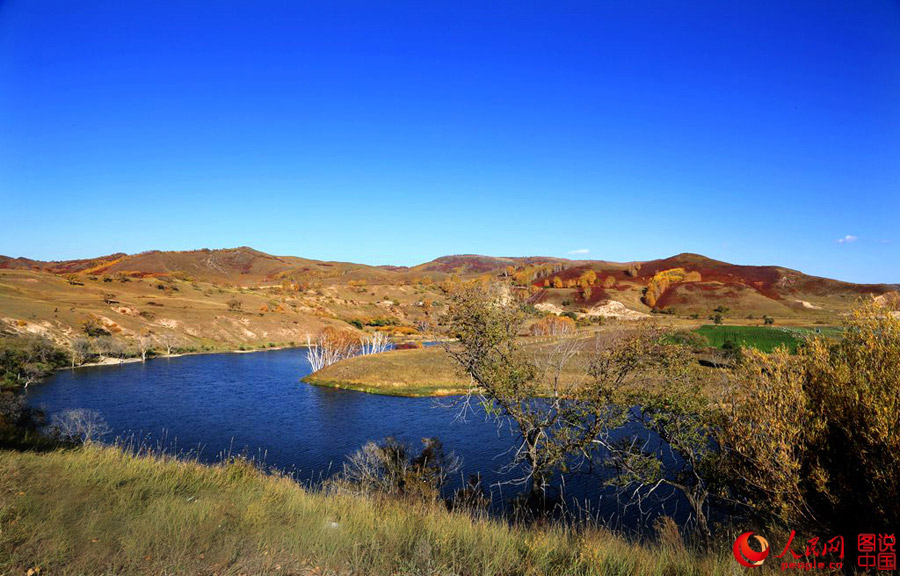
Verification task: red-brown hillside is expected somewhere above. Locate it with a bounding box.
[2,248,894,318]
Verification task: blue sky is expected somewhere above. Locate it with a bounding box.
[1,1,898,283]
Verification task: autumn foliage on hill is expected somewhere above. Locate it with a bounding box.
[529,316,576,337]
[642,268,702,308]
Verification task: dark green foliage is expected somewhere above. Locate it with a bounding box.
[665,330,707,350]
[521,304,540,316]
[82,318,110,337]
[695,325,800,353]
[720,339,743,362]
[0,336,68,389]
[0,390,52,448]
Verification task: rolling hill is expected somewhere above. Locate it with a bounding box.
[1,247,896,354]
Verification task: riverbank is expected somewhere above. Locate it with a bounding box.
[65,343,305,371]
[0,444,740,575]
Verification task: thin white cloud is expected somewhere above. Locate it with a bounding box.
[837,235,858,244]
[567,248,590,255]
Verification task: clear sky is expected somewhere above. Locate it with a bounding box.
[1,1,898,283]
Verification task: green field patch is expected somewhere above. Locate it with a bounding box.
[694,325,831,353]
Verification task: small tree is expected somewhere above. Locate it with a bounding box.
[82,318,110,337]
[0,336,68,388]
[71,337,92,367]
[52,409,110,444]
[337,437,459,501]
[529,315,575,337]
[445,282,663,503]
[719,347,812,526]
[137,333,153,362]
[360,331,390,355]
[306,328,360,371]
[159,333,177,356]
[602,367,722,543]
[227,298,242,312]
[94,336,125,360]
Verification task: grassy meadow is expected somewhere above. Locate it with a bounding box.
[0,444,747,576]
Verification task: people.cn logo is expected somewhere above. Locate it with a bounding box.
[734,532,770,567]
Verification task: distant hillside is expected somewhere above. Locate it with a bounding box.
[521,252,895,319]
[0,247,392,285]
[1,247,896,352]
[411,254,575,275]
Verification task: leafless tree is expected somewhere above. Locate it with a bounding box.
[52,409,111,444]
[305,328,359,371]
[360,331,390,355]
[18,363,45,388]
[12,336,67,387]
[137,334,153,362]
[71,337,92,368]
[158,333,177,356]
[94,336,125,360]
[337,437,460,500]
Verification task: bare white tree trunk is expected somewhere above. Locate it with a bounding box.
[306,331,371,371]
[159,334,176,356]
[360,331,390,355]
[138,335,151,362]
[306,333,328,372]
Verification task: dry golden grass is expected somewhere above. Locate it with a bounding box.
[0,268,437,353]
[0,444,751,576]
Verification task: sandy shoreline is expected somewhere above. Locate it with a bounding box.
[61,345,305,371]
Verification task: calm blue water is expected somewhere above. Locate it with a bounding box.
[25,348,687,530]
